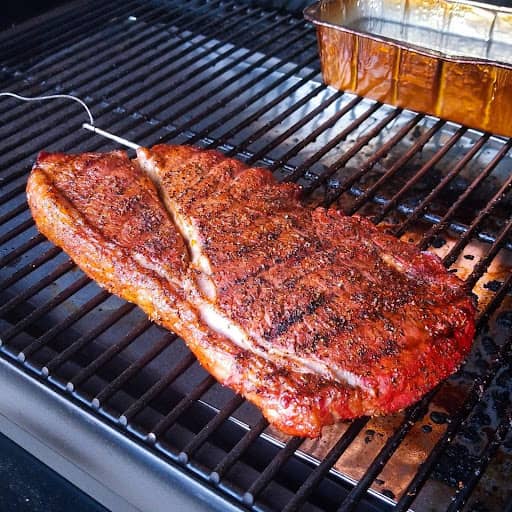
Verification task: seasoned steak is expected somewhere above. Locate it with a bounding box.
[27,147,476,437]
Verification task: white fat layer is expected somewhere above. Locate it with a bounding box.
[187,282,369,392]
[137,152,211,275]
[137,151,370,394]
[195,272,217,302]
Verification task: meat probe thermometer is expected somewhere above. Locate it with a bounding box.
[0,92,140,150]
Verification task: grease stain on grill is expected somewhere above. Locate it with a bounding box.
[430,411,450,425]
[484,280,503,292]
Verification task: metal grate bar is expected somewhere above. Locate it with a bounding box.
[242,87,342,164]
[0,4,237,183]
[161,28,316,144]
[90,3,261,117]
[312,108,403,201]
[418,139,512,251]
[267,96,364,173]
[147,375,217,443]
[282,417,369,512]
[477,274,512,325]
[0,2,167,124]
[0,259,75,317]
[346,119,445,215]
[395,333,512,511]
[371,126,467,224]
[0,110,136,224]
[125,10,289,124]
[79,1,252,111]
[0,202,29,226]
[0,101,104,171]
[446,409,512,512]
[0,0,109,57]
[324,113,424,206]
[118,351,197,426]
[0,100,129,195]
[178,394,245,464]
[67,317,153,392]
[0,218,35,245]
[41,303,136,375]
[293,104,386,185]
[2,0,139,69]
[0,105,107,183]
[18,289,111,362]
[1,4,512,512]
[0,183,28,207]
[393,134,490,238]
[284,100,384,183]
[1,274,91,343]
[0,0,217,125]
[336,392,438,512]
[0,234,46,268]
[185,49,319,146]
[210,416,269,484]
[207,68,323,152]
[442,170,512,267]
[22,1,158,75]
[0,246,61,290]
[242,436,304,507]
[92,331,177,409]
[0,2,84,48]
[464,214,512,290]
[1,1,153,85]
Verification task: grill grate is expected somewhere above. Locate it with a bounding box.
[1,1,512,511]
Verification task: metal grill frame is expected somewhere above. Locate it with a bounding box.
[1,1,512,511]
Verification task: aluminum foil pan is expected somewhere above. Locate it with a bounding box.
[304,0,512,137]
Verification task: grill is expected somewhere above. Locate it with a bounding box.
[1,1,512,511]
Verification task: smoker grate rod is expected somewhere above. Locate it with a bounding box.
[18,289,111,363]
[210,415,269,484]
[418,138,512,251]
[243,436,304,507]
[346,119,445,215]
[148,375,217,443]
[442,167,512,267]
[313,112,424,200]
[236,85,340,163]
[284,99,382,181]
[189,56,322,151]
[0,259,75,317]
[393,133,491,238]
[68,317,154,391]
[1,0,126,65]
[161,27,316,144]
[118,351,197,426]
[1,274,92,344]
[0,2,242,181]
[91,331,178,408]
[39,303,136,375]
[282,417,369,512]
[371,126,467,224]
[0,245,61,290]
[394,332,512,511]
[178,394,245,464]
[446,409,512,512]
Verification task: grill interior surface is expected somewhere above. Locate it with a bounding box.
[1,1,512,511]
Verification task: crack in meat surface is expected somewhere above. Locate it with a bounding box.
[27,147,476,437]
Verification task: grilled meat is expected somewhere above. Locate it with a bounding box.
[27,147,476,437]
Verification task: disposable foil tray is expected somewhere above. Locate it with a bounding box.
[304,0,512,137]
